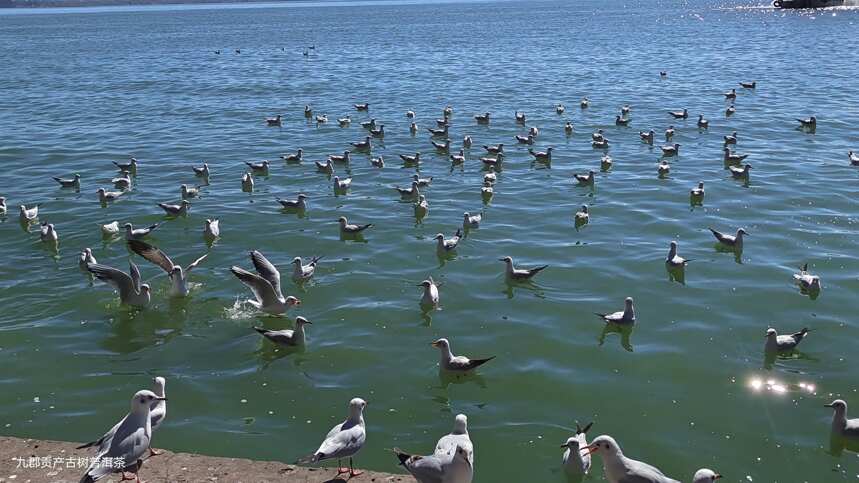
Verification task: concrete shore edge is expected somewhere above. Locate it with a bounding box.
[0,436,413,482]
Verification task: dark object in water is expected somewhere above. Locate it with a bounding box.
[773,0,844,8]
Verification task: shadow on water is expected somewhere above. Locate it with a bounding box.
[762,349,818,371]
[828,433,859,457]
[502,278,546,300]
[713,243,743,264]
[99,306,185,354]
[598,323,634,352]
[436,370,488,390]
[666,264,686,285]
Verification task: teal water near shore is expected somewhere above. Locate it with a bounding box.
[1,0,859,481]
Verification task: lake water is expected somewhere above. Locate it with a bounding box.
[1,0,858,481]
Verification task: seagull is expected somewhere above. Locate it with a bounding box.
[849,151,859,165]
[193,163,209,176]
[462,211,482,228]
[410,122,418,134]
[77,390,165,483]
[414,195,429,217]
[499,256,547,281]
[352,137,372,151]
[723,131,738,145]
[728,164,752,179]
[53,173,81,189]
[765,327,810,352]
[101,221,119,236]
[112,170,131,188]
[0,197,5,215]
[333,176,352,191]
[639,130,655,143]
[400,152,421,165]
[315,114,328,124]
[793,263,821,291]
[660,143,680,156]
[726,105,736,117]
[665,126,675,140]
[180,184,200,199]
[113,158,138,172]
[565,121,574,134]
[265,114,282,126]
[697,114,709,129]
[97,188,124,203]
[657,160,670,176]
[203,219,220,240]
[19,204,39,222]
[230,250,301,315]
[529,147,553,162]
[556,103,566,114]
[370,125,385,138]
[483,143,503,154]
[329,151,351,163]
[574,171,595,185]
[276,194,308,210]
[484,169,497,184]
[474,112,490,124]
[595,297,635,324]
[338,116,351,127]
[724,88,737,100]
[796,116,817,129]
[450,149,466,164]
[435,414,474,466]
[481,182,494,199]
[148,377,167,453]
[245,160,270,173]
[666,241,688,267]
[575,205,589,224]
[315,160,334,174]
[406,110,416,118]
[339,216,373,234]
[824,400,859,439]
[79,248,97,270]
[354,103,369,111]
[592,129,605,142]
[419,277,440,308]
[723,148,749,164]
[87,261,151,306]
[481,152,504,168]
[668,108,688,119]
[297,398,367,478]
[602,155,613,170]
[427,125,448,137]
[128,239,208,297]
[360,118,377,130]
[40,222,58,243]
[254,316,312,346]
[515,111,527,123]
[435,229,462,253]
[709,227,748,250]
[432,138,452,152]
[583,435,680,483]
[393,445,472,483]
[693,469,722,483]
[431,338,494,373]
[371,156,385,168]
[739,81,756,89]
[281,149,303,163]
[691,182,705,199]
[241,171,254,191]
[615,115,629,126]
[124,222,161,240]
[292,256,323,282]
[463,136,473,148]
[580,97,589,108]
[562,422,594,479]
[158,200,191,216]
[436,117,450,127]
[304,105,313,118]
[443,105,453,117]
[396,181,421,199]
[592,139,610,149]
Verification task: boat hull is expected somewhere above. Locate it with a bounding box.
[773,0,844,8]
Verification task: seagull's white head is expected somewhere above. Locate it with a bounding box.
[123,223,133,230]
[418,280,434,288]
[349,397,367,416]
[431,338,450,350]
[765,327,777,338]
[561,436,581,451]
[737,228,749,236]
[498,256,513,264]
[295,316,312,326]
[670,240,678,250]
[292,257,302,265]
[583,435,621,456]
[181,200,190,207]
[693,469,722,483]
[297,194,308,200]
[625,297,634,308]
[131,389,165,413]
[96,188,106,195]
[434,233,445,241]
[581,205,588,213]
[285,296,301,307]
[151,376,166,397]
[453,414,468,434]
[454,445,472,467]
[338,216,347,226]
[824,399,847,414]
[141,283,151,294]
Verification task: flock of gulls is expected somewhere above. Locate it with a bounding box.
[6,73,859,483]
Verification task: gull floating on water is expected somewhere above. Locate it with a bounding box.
[481,181,494,199]
[463,136,473,148]
[723,147,748,164]
[292,256,322,282]
[53,173,81,189]
[740,81,756,89]
[412,174,433,187]
[112,172,132,190]
[77,389,166,483]
[796,116,817,130]
[124,222,161,240]
[765,327,810,352]
[562,422,594,479]
[724,88,737,100]
[297,398,367,478]
[406,110,416,118]
[230,250,301,315]
[245,160,270,173]
[668,108,688,119]
[276,194,308,210]
[580,97,589,108]
[726,105,736,117]
[79,248,97,270]
[639,130,655,144]
[409,122,418,134]
[203,218,220,240]
[315,114,328,124]
[338,116,351,127]
[333,176,352,191]
[709,227,747,250]
[665,125,675,141]
[360,118,376,130]
[128,239,208,297]
[728,163,752,179]
[329,151,351,164]
[354,103,369,111]
[666,241,688,267]
[97,188,124,203]
[615,115,629,127]
[0,197,6,215]
[463,211,481,228]
[158,200,190,216]
[474,112,490,124]
[583,435,680,483]
[304,105,312,118]
[432,138,451,152]
[595,297,635,324]
[723,131,738,145]
[499,256,547,281]
[697,114,709,129]
[19,204,39,222]
[601,155,613,170]
[372,156,385,168]
[370,124,385,138]
[427,125,448,137]
[565,121,574,134]
[266,114,282,126]
[241,172,254,192]
[352,137,372,151]
[575,205,589,225]
[432,338,494,373]
[793,263,821,292]
[87,260,151,307]
[450,149,466,165]
[414,194,428,217]
[556,103,566,114]
[592,138,609,149]
[436,229,462,253]
[443,105,453,117]
[690,182,705,199]
[339,216,373,235]
[193,162,209,177]
[315,160,334,174]
[657,160,670,176]
[419,277,440,308]
[825,400,859,439]
[515,111,526,124]
[400,152,421,165]
[574,171,595,186]
[281,148,303,163]
[180,184,200,199]
[693,469,722,483]
[529,126,539,137]
[113,158,138,172]
[660,143,680,157]
[483,143,503,155]
[529,147,553,162]
[592,129,605,142]
[40,222,58,243]
[254,316,312,346]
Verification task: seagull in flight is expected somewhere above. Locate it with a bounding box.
[128,239,208,297]
[230,251,301,315]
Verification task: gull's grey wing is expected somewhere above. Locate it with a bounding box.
[231,266,279,306]
[253,327,295,345]
[449,355,494,371]
[250,251,282,298]
[128,239,175,274]
[87,264,135,300]
[129,261,142,293]
[82,414,149,483]
[186,253,208,272]
[316,421,364,460]
[395,450,445,483]
[76,416,125,453]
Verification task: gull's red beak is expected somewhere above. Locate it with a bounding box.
[580,444,598,455]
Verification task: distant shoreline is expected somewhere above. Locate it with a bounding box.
[1,0,299,8]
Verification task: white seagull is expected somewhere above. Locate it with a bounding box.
[230,250,301,315]
[824,400,859,439]
[101,221,120,237]
[87,261,151,307]
[583,435,680,483]
[254,316,312,346]
[204,218,220,240]
[562,422,594,479]
[291,256,323,282]
[124,222,161,240]
[431,338,494,373]
[419,277,440,308]
[595,297,635,324]
[793,263,821,291]
[435,229,462,253]
[128,239,208,297]
[765,327,810,352]
[297,398,368,478]
[499,256,548,281]
[709,227,747,250]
